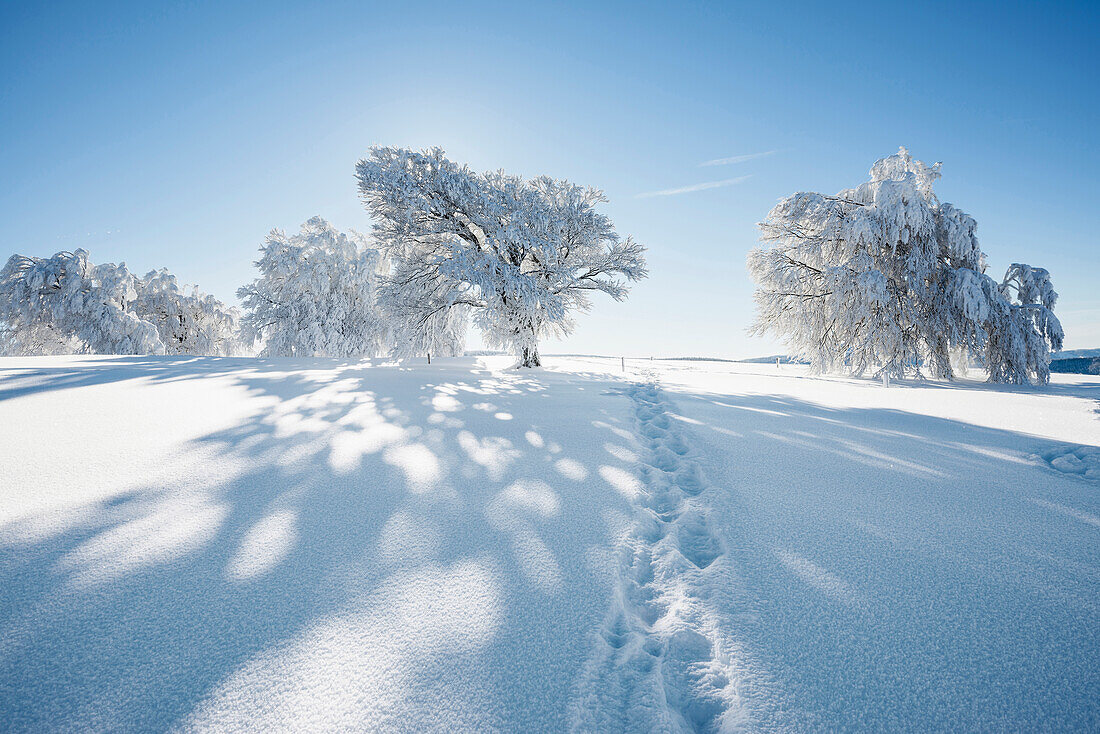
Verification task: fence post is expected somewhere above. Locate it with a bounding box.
[621,356,625,372]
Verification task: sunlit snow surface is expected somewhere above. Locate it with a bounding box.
[1,355,1097,731]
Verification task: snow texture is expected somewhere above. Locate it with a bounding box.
[1,356,1098,731]
[133,269,244,356]
[0,250,163,356]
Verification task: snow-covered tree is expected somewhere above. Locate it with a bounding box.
[984,262,1063,383]
[388,300,468,361]
[748,148,1062,383]
[356,147,647,367]
[237,216,390,358]
[0,249,163,355]
[133,269,245,356]
[0,318,77,356]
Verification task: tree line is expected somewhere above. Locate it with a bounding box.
[0,147,1064,382]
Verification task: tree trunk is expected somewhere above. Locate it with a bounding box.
[519,344,541,368]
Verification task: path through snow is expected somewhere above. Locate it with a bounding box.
[570,379,741,732]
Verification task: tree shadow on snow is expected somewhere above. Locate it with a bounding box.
[0,358,640,731]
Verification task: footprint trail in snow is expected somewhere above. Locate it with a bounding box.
[570,379,744,733]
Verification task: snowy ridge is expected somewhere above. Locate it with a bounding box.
[570,378,743,733]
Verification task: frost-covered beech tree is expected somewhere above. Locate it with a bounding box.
[133,269,244,356]
[237,216,391,358]
[0,249,163,355]
[356,147,647,367]
[748,148,1063,383]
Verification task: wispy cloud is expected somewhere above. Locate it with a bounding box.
[635,175,751,199]
[699,150,777,167]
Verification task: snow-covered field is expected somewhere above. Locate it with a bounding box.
[1,356,1097,731]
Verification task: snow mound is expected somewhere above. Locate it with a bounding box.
[1037,445,1100,480]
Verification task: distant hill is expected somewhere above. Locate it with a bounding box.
[1053,348,1100,360]
[663,356,739,363]
[1051,354,1100,375]
[737,354,808,364]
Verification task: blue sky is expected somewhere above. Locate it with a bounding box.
[2,0,1098,357]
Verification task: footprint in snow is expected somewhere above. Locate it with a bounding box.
[662,629,731,733]
[675,464,706,496]
[602,612,634,650]
[676,511,723,570]
[650,446,682,472]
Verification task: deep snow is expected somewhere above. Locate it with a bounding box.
[1,356,1097,731]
